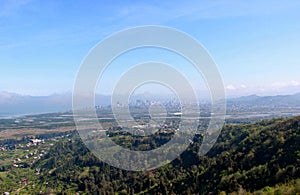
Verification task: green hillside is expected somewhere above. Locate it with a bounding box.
[0,117,300,194]
[10,117,300,194]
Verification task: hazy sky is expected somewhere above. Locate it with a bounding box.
[1,0,300,96]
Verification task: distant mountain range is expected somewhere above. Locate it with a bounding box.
[1,91,300,117]
[227,92,300,107]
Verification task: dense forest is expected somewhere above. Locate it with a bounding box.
[28,116,300,194]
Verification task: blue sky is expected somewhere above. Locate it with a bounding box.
[1,0,300,96]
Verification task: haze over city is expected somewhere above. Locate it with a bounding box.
[1,1,300,194]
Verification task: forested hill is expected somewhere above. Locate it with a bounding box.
[34,117,300,194]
